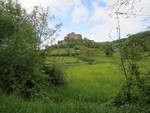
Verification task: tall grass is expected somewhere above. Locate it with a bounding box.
[0,55,149,113]
[0,62,123,113]
[1,89,147,113]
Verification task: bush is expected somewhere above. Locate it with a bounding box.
[44,64,66,85]
[77,56,95,63]
[113,70,150,107]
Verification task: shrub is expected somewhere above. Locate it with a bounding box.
[113,69,150,107]
[78,56,95,63]
[44,64,66,85]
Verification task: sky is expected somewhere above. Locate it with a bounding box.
[15,0,150,43]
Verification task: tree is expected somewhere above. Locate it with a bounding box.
[103,42,114,57]
[29,6,62,49]
[0,7,15,45]
[0,0,45,98]
[112,10,150,107]
[0,0,65,99]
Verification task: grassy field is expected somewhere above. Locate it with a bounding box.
[0,54,149,113]
[0,64,123,113]
[45,56,84,64]
[45,52,120,64]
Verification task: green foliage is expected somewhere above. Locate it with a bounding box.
[128,31,150,52]
[0,0,46,99]
[0,0,65,99]
[112,30,150,53]
[79,47,100,57]
[55,37,97,49]
[113,30,150,107]
[122,38,144,60]
[113,68,150,107]
[0,8,15,45]
[45,56,83,64]
[103,42,114,57]
[0,1,149,112]
[47,46,100,58]
[44,63,66,85]
[77,56,95,64]
[29,6,62,47]
[48,48,79,56]
[1,92,149,113]
[0,51,149,112]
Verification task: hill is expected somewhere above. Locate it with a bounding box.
[45,32,101,59]
[112,30,150,51]
[45,30,150,59]
[55,32,98,48]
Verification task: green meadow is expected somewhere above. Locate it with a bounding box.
[1,54,149,113]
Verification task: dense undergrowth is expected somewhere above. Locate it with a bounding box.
[0,90,149,113]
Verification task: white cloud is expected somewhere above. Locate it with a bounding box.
[102,0,116,6]
[90,1,107,22]
[17,0,80,18]
[88,16,147,42]
[72,3,89,24]
[85,0,149,42]
[57,28,72,41]
[14,0,149,42]
[103,0,150,14]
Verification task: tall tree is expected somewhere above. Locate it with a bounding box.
[103,42,114,57]
[0,0,45,98]
[29,6,62,48]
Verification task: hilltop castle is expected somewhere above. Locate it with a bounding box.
[64,32,82,40]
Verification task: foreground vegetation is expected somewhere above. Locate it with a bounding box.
[1,57,150,113]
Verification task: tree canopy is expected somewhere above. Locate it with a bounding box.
[0,0,64,99]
